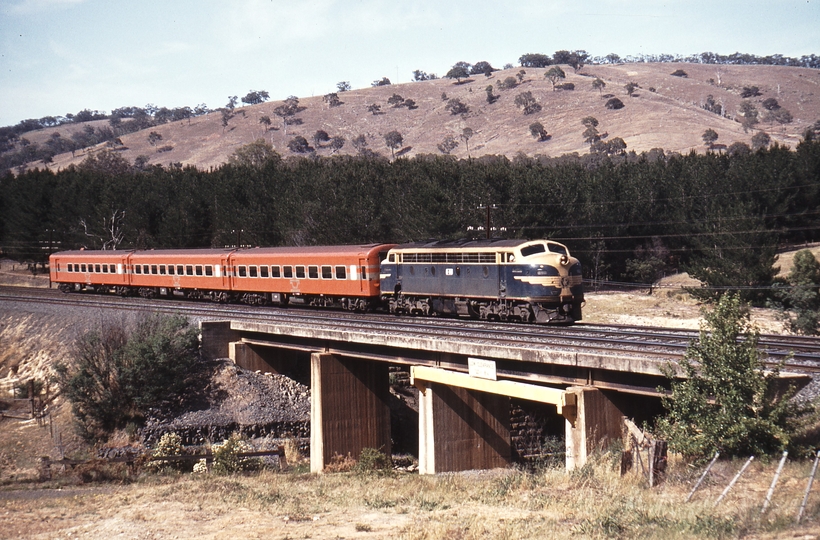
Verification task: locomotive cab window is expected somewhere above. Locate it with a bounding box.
[260,266,269,278]
[296,266,306,279]
[321,266,332,279]
[195,265,203,276]
[520,244,546,258]
[249,266,257,278]
[283,266,293,278]
[388,254,395,263]
[205,265,214,277]
[271,266,281,278]
[547,243,568,255]
[335,266,346,279]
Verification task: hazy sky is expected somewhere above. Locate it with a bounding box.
[1,0,818,127]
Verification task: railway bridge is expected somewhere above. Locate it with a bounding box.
[200,315,810,475]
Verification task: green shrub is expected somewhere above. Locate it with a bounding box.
[657,294,813,460]
[212,434,262,474]
[148,432,191,472]
[54,314,200,441]
[353,447,391,474]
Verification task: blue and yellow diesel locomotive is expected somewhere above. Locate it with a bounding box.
[379,238,583,324]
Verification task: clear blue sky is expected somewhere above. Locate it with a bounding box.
[1,0,818,127]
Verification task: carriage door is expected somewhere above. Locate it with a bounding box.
[218,254,231,289]
[358,257,369,294]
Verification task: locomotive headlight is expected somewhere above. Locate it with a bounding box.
[560,255,569,266]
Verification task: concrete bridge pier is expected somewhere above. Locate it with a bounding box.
[564,386,624,470]
[310,353,391,473]
[417,382,511,474]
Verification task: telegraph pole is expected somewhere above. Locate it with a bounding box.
[477,204,498,239]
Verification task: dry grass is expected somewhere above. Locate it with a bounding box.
[4,453,820,539]
[21,63,820,173]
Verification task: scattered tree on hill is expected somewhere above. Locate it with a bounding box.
[567,50,589,72]
[259,115,272,135]
[445,62,471,83]
[287,136,313,153]
[517,70,526,82]
[497,76,518,90]
[529,122,549,141]
[313,130,330,148]
[553,50,573,65]
[670,69,688,77]
[486,85,498,104]
[329,136,345,154]
[337,81,351,92]
[372,77,391,87]
[403,99,418,110]
[762,98,780,111]
[274,96,303,135]
[514,91,541,115]
[147,131,162,147]
[605,53,621,64]
[241,90,270,106]
[605,98,625,110]
[384,130,403,159]
[702,128,719,147]
[592,77,606,96]
[581,116,600,144]
[387,94,405,107]
[518,53,552,67]
[367,103,382,115]
[545,66,566,91]
[220,109,233,131]
[703,95,723,116]
[225,96,238,111]
[751,131,771,151]
[324,93,342,107]
[437,136,459,154]
[228,139,279,168]
[461,127,474,158]
[413,70,432,81]
[471,61,497,77]
[739,100,760,132]
[351,134,369,154]
[625,81,639,96]
[657,294,811,460]
[727,141,751,156]
[770,108,794,128]
[740,86,762,98]
[445,98,469,115]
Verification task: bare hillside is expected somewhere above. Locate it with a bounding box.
[23,63,820,172]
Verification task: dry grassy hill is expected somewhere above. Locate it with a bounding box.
[19,62,820,172]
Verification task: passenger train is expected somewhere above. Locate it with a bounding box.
[49,238,584,324]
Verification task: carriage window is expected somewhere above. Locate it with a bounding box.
[195,265,203,276]
[295,266,305,279]
[520,244,546,257]
[308,266,318,279]
[238,266,247,277]
[335,266,346,279]
[260,266,269,278]
[151,265,158,275]
[361,266,367,279]
[321,266,332,279]
[177,265,184,275]
[186,265,193,276]
[205,265,213,276]
[134,265,141,274]
[142,265,149,274]
[100,264,107,273]
[249,266,258,278]
[283,266,293,278]
[167,265,175,275]
[271,266,281,278]
[159,265,166,275]
[94,264,101,273]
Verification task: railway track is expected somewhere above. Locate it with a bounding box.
[3,285,820,373]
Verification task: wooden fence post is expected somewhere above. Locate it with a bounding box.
[648,440,668,487]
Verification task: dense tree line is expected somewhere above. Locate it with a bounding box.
[2,137,819,301]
